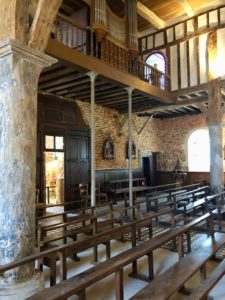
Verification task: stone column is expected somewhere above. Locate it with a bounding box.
[0,39,56,299]
[207,79,224,195]
[208,123,224,195]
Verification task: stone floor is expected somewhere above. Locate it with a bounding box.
[42,237,225,300]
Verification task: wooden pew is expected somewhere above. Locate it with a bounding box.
[27,213,213,300]
[130,232,225,300]
[185,258,225,300]
[38,203,136,253]
[0,208,174,288]
[146,185,209,215]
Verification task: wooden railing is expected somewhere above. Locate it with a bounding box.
[53,13,90,54]
[52,13,171,91]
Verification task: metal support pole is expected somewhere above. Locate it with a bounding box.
[125,87,134,210]
[87,71,98,206]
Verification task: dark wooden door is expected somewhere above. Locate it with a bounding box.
[66,133,89,203]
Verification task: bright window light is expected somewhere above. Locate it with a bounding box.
[146,52,166,73]
[188,129,210,172]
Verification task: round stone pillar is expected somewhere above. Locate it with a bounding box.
[0,39,56,299]
[208,123,224,195]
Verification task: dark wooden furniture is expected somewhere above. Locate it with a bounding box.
[130,232,225,300]
[185,258,225,300]
[27,213,213,300]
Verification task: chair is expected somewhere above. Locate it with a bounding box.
[95,183,108,204]
[79,183,108,206]
[79,183,90,207]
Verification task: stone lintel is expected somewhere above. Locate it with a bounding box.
[0,38,57,67]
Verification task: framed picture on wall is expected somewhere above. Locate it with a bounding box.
[103,138,114,160]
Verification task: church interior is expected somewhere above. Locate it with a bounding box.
[1,0,225,299]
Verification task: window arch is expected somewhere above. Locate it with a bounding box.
[145,51,166,73]
[188,129,210,172]
[145,51,167,89]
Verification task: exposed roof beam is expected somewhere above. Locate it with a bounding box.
[137,1,165,29]
[28,0,62,51]
[137,96,207,114]
[175,0,195,17]
[82,0,91,6]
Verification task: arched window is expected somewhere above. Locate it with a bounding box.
[145,52,166,89]
[188,129,210,172]
[146,52,166,73]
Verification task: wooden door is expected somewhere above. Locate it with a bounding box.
[66,133,89,203]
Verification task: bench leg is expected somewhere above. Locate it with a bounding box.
[129,260,138,278]
[148,224,153,239]
[178,234,184,259]
[186,232,191,253]
[147,252,154,280]
[106,241,111,260]
[93,245,98,262]
[115,269,124,300]
[72,235,80,261]
[78,289,86,300]
[58,251,67,282]
[50,253,57,287]
[200,264,207,281]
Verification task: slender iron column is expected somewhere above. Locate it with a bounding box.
[87,71,98,206]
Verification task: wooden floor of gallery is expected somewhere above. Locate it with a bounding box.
[42,238,225,300]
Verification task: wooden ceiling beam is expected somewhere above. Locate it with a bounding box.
[59,82,110,96]
[174,0,195,17]
[28,0,62,51]
[43,76,88,93]
[97,95,146,105]
[137,1,165,29]
[0,0,29,43]
[65,83,116,98]
[136,96,207,113]
[60,3,74,14]
[39,67,75,83]
[39,72,81,89]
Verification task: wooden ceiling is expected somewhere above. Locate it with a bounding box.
[38,61,207,119]
[107,0,223,31]
[38,62,167,115]
[40,0,224,119]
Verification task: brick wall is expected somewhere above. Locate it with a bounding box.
[77,101,224,172]
[77,100,162,170]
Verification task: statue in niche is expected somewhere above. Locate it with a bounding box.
[103,138,114,160]
[126,141,136,159]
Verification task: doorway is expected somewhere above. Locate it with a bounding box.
[44,135,65,204]
[142,153,157,186]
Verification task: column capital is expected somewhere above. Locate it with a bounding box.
[0,38,57,68]
[86,71,98,82]
[125,86,134,94]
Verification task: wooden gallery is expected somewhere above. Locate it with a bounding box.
[2,0,225,299]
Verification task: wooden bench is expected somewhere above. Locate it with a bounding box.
[130,232,225,300]
[27,213,213,300]
[0,208,175,288]
[185,258,225,300]
[145,186,208,218]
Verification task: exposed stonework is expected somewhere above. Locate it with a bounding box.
[0,39,56,294]
[77,100,161,170]
[76,100,225,173]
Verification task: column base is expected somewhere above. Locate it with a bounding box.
[0,270,44,299]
